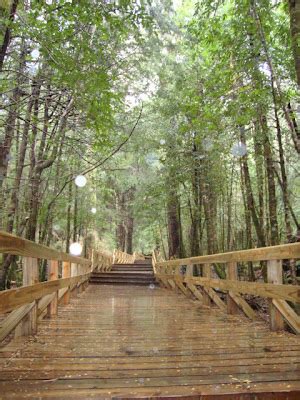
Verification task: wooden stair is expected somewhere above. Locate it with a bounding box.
[89,259,156,286]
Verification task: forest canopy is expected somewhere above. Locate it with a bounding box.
[0,0,299,289]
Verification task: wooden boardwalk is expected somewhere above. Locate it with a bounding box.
[0,284,300,399]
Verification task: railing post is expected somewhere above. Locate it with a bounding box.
[47,260,58,317]
[186,264,193,276]
[15,257,39,337]
[62,261,71,305]
[71,262,78,295]
[267,259,285,331]
[202,263,211,306]
[226,262,240,314]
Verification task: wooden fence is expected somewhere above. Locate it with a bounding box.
[113,249,145,264]
[0,231,113,342]
[153,243,300,334]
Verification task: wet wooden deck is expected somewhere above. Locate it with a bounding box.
[0,284,300,399]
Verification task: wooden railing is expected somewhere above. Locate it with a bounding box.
[113,249,145,264]
[153,243,300,334]
[0,231,113,342]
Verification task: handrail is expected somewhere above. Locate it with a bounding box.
[156,242,300,267]
[0,231,90,265]
[0,231,113,343]
[153,243,300,334]
[113,249,146,264]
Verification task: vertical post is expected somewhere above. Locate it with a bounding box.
[186,264,193,276]
[15,257,39,337]
[71,262,78,295]
[226,262,239,314]
[267,259,284,331]
[47,260,58,317]
[62,261,71,305]
[202,263,211,306]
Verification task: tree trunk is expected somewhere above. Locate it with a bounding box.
[240,128,266,247]
[125,216,134,254]
[260,115,279,245]
[167,187,180,259]
[0,0,19,72]
[288,0,300,87]
[66,181,72,253]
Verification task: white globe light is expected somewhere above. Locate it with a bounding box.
[91,207,97,214]
[231,142,247,157]
[75,175,87,187]
[69,242,82,256]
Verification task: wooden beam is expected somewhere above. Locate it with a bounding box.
[0,230,91,265]
[156,274,300,304]
[186,283,203,302]
[15,257,38,337]
[226,262,240,315]
[0,273,90,313]
[47,260,58,317]
[167,279,176,290]
[38,293,56,318]
[174,277,191,297]
[183,276,299,303]
[272,299,300,335]
[228,291,257,320]
[267,260,285,331]
[62,261,71,305]
[0,302,35,343]
[202,263,211,306]
[156,242,300,267]
[203,287,227,311]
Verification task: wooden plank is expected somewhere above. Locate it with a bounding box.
[186,282,203,302]
[273,299,300,334]
[47,260,58,317]
[1,285,299,398]
[0,303,35,342]
[267,259,285,331]
[0,273,90,313]
[167,279,176,290]
[181,276,300,303]
[62,261,71,305]
[15,257,39,337]
[203,287,227,311]
[156,242,300,267]
[173,277,191,297]
[226,261,240,314]
[0,230,91,265]
[228,291,257,320]
[37,293,56,317]
[202,263,211,306]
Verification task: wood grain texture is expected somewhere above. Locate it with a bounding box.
[267,260,285,331]
[0,285,299,398]
[273,299,300,334]
[0,274,90,313]
[0,303,35,342]
[0,230,91,265]
[156,274,300,303]
[226,261,240,315]
[14,257,39,337]
[156,242,300,267]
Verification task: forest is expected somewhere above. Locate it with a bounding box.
[0,0,299,289]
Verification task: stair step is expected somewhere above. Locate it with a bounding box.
[89,279,156,285]
[92,272,154,279]
[112,269,153,272]
[91,274,154,280]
